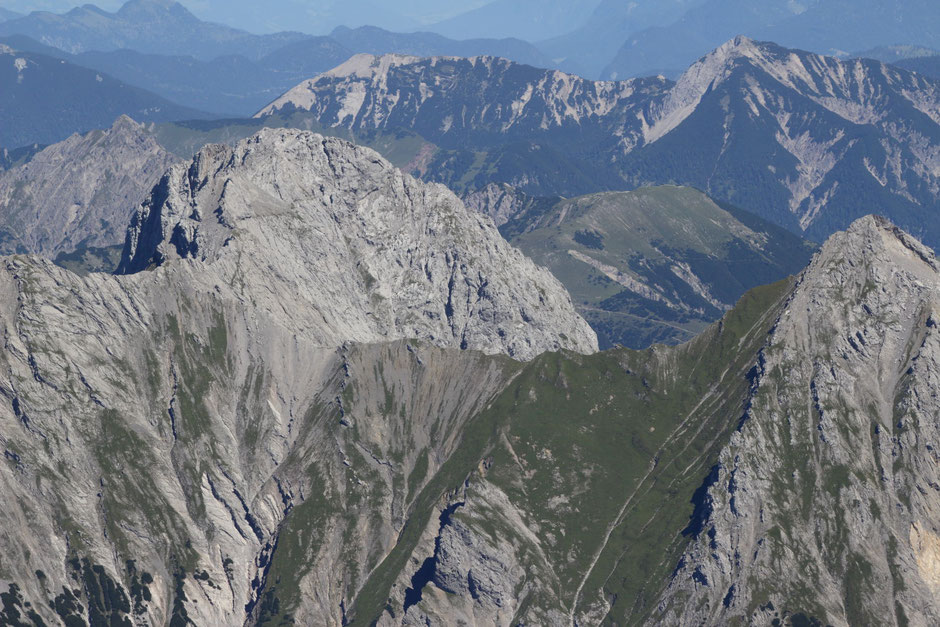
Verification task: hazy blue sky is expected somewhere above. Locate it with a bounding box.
[1,0,494,33]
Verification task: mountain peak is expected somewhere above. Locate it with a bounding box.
[119,127,597,359]
[0,114,175,258]
[109,113,142,132]
[686,35,773,78]
[657,212,940,624]
[117,0,186,14]
[639,38,769,144]
[833,214,939,273]
[643,35,940,146]
[727,35,758,50]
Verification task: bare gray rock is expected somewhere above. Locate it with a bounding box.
[0,115,177,257]
[0,125,596,626]
[119,128,597,360]
[461,183,546,228]
[655,215,940,626]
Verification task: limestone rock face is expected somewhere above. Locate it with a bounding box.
[0,115,177,257]
[118,128,597,360]
[655,216,940,626]
[4,211,939,625]
[0,126,596,627]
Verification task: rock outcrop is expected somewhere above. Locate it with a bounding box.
[460,182,553,228]
[118,128,597,359]
[0,127,596,626]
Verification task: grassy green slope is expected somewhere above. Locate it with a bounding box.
[507,186,814,350]
[344,276,794,624]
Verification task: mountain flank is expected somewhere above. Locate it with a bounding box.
[3,210,930,623]
[0,115,177,264]
[0,42,212,148]
[503,185,815,348]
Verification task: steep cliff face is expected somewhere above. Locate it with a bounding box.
[363,275,793,627]
[0,254,523,624]
[460,182,556,229]
[0,115,177,258]
[254,52,667,156]
[655,216,940,625]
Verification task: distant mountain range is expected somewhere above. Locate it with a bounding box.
[0,24,552,117]
[5,0,939,84]
[256,38,940,248]
[0,43,211,147]
[0,0,553,70]
[0,33,350,116]
[0,8,22,22]
[600,0,940,80]
[328,25,551,68]
[0,1,557,116]
[0,0,309,60]
[895,56,940,80]
[172,0,489,35]
[427,0,601,43]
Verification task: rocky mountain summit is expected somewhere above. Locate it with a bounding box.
[119,128,597,359]
[0,115,177,259]
[256,38,940,248]
[656,215,940,625]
